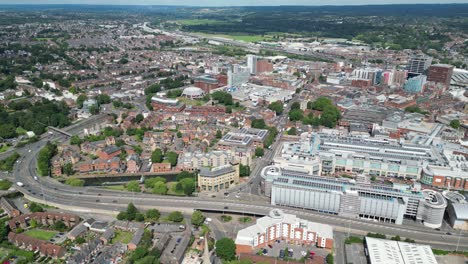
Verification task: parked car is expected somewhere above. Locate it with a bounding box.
[279,250,285,259]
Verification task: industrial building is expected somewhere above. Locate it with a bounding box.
[235,209,333,254]
[261,165,447,227]
[365,237,438,264]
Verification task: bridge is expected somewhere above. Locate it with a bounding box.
[47,126,72,137]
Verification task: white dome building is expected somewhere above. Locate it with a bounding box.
[182,86,205,99]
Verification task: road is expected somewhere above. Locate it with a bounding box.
[4,108,468,252]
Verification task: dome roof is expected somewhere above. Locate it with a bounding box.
[182,86,204,96]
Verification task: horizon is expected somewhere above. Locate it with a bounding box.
[1,0,468,7]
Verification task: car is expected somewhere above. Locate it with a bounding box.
[78,192,83,195]
[224,192,229,196]
[39,194,43,196]
[112,200,117,203]
[59,232,64,235]
[268,244,273,248]
[288,249,293,257]
[32,192,36,195]
[262,248,268,255]
[211,195,216,198]
[96,199,100,202]
[97,193,102,196]
[435,228,441,231]
[224,206,229,209]
[33,176,38,181]
[279,250,285,259]
[50,239,55,242]
[446,232,452,235]
[235,195,240,198]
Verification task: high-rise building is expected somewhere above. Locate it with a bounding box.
[404,75,427,94]
[246,54,257,75]
[227,64,250,87]
[256,59,273,74]
[406,54,432,76]
[427,64,454,86]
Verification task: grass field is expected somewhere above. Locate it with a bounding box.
[198,32,273,43]
[167,182,185,196]
[103,185,126,191]
[23,229,57,241]
[177,19,223,26]
[0,145,9,153]
[177,97,205,106]
[111,230,133,244]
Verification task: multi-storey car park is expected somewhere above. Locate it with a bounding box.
[261,165,447,228]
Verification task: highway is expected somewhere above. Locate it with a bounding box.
[4,111,468,252]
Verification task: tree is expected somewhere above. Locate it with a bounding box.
[152,181,168,195]
[63,163,74,176]
[391,235,401,241]
[288,109,303,121]
[176,171,194,181]
[326,253,334,264]
[89,105,99,115]
[76,94,87,109]
[191,211,205,227]
[251,118,266,129]
[75,237,86,244]
[177,131,182,138]
[127,181,141,192]
[239,164,250,177]
[450,119,460,129]
[29,202,44,213]
[95,94,111,105]
[30,219,38,228]
[126,203,138,221]
[291,102,301,110]
[70,135,82,145]
[52,220,67,232]
[215,238,236,261]
[135,114,144,123]
[145,177,166,188]
[287,127,297,135]
[130,247,149,263]
[146,209,161,221]
[117,212,128,220]
[311,97,333,111]
[268,101,284,115]
[135,213,145,222]
[165,151,178,167]
[151,149,163,163]
[0,124,16,139]
[168,211,184,223]
[180,178,195,196]
[65,178,84,187]
[216,130,223,139]
[255,147,264,157]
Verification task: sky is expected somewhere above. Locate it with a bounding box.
[0,0,467,6]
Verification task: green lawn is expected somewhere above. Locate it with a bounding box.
[177,19,223,26]
[177,97,204,106]
[103,185,126,191]
[111,230,133,244]
[167,182,186,196]
[23,229,57,241]
[0,145,9,153]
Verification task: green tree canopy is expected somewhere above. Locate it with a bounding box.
[168,211,184,223]
[268,101,284,115]
[127,181,141,192]
[450,119,460,129]
[146,209,161,221]
[215,238,236,261]
[151,148,163,163]
[152,181,168,195]
[191,211,205,227]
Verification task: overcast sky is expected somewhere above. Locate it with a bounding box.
[0,0,467,6]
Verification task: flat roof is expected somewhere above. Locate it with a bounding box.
[366,237,437,264]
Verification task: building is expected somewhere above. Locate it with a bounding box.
[256,59,273,74]
[8,232,66,258]
[404,75,427,94]
[194,75,220,93]
[262,165,447,227]
[228,64,250,87]
[181,86,205,99]
[178,150,233,170]
[198,163,240,192]
[365,237,437,264]
[443,191,468,230]
[235,209,333,254]
[0,197,20,218]
[406,54,432,77]
[151,97,185,113]
[427,64,454,86]
[9,212,80,231]
[98,145,122,160]
[247,55,257,74]
[218,128,269,152]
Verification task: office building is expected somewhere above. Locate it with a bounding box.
[218,128,269,151]
[365,237,437,264]
[228,64,250,87]
[235,209,333,254]
[256,59,273,74]
[427,64,454,86]
[403,75,427,94]
[247,54,257,74]
[197,163,239,192]
[443,191,468,230]
[262,165,447,227]
[406,54,432,76]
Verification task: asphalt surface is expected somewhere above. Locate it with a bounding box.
[4,107,468,252]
